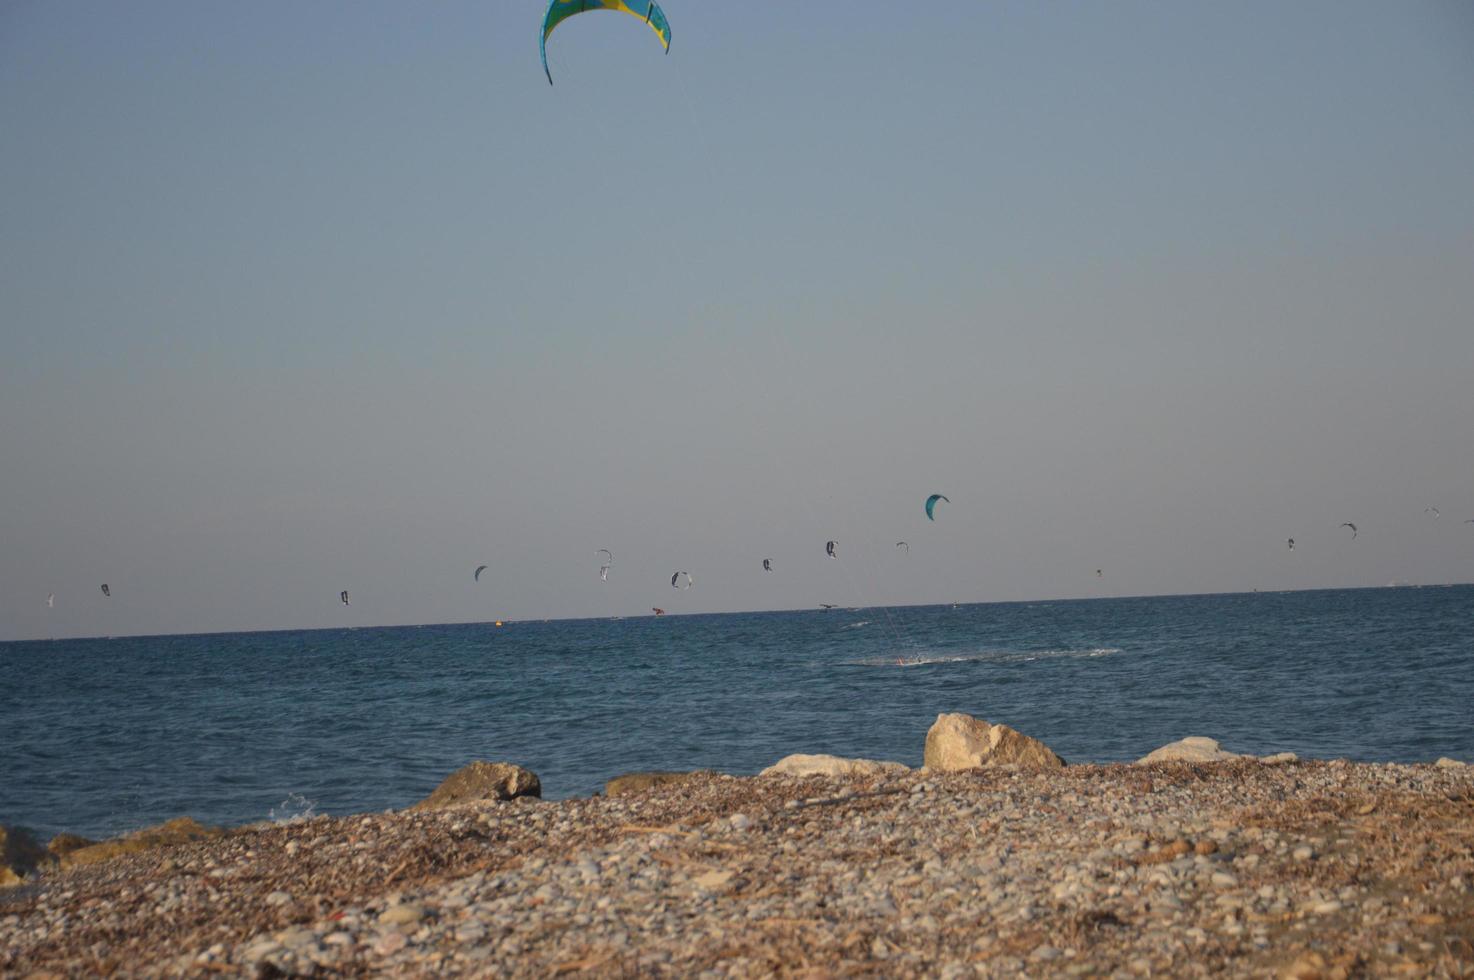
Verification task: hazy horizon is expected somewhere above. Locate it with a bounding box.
[8,583,1474,646]
[4,1,1472,641]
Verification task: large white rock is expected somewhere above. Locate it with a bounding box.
[1137,736,1241,764]
[1136,738,1302,765]
[759,754,909,778]
[922,713,1065,771]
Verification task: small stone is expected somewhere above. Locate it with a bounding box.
[276,928,317,950]
[729,813,752,831]
[693,869,735,891]
[1280,951,1327,979]
[1211,872,1238,888]
[242,940,283,962]
[372,930,407,956]
[378,904,425,926]
[265,890,291,907]
[1292,846,1315,862]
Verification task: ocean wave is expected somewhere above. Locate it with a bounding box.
[842,620,871,630]
[268,792,318,823]
[848,647,1121,668]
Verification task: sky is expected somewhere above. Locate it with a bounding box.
[2,1,1472,640]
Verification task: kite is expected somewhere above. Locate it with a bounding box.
[101,584,111,597]
[340,590,351,606]
[1341,523,1358,539]
[474,565,488,582]
[671,571,692,589]
[540,0,672,85]
[896,541,908,554]
[925,494,949,521]
[826,541,837,559]
[762,558,772,572]
[1287,538,1295,551]
[47,593,54,608]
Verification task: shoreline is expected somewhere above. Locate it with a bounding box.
[4,758,1473,977]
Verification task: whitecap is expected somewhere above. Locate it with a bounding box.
[268,792,318,823]
[847,647,1121,668]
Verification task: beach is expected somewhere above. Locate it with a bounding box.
[5,757,1473,977]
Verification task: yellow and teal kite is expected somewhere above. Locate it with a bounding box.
[540,0,672,84]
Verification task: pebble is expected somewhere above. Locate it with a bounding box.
[378,903,425,926]
[7,760,1472,978]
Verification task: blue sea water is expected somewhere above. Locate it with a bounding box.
[2,586,1471,842]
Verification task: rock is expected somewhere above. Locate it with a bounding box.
[692,869,734,891]
[46,833,95,859]
[1137,839,1192,865]
[378,903,425,926]
[758,754,910,778]
[1,825,49,887]
[60,817,224,869]
[1136,737,1241,764]
[922,714,1065,771]
[1435,757,1466,768]
[1259,752,1299,765]
[411,762,541,810]
[604,770,714,798]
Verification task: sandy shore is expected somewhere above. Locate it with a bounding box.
[3,760,1473,977]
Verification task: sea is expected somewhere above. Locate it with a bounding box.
[3,586,1471,843]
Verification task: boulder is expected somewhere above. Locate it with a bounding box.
[1258,752,1299,765]
[46,833,95,859]
[411,762,541,810]
[1435,757,1467,769]
[605,770,715,798]
[61,817,223,869]
[923,714,1065,771]
[1136,737,1242,764]
[759,754,910,778]
[1135,738,1298,765]
[1,825,49,888]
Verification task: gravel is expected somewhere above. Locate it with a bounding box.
[2,760,1473,977]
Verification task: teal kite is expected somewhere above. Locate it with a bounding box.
[925,494,949,521]
[540,1,672,85]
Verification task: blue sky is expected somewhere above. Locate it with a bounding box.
[3,1,1472,638]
